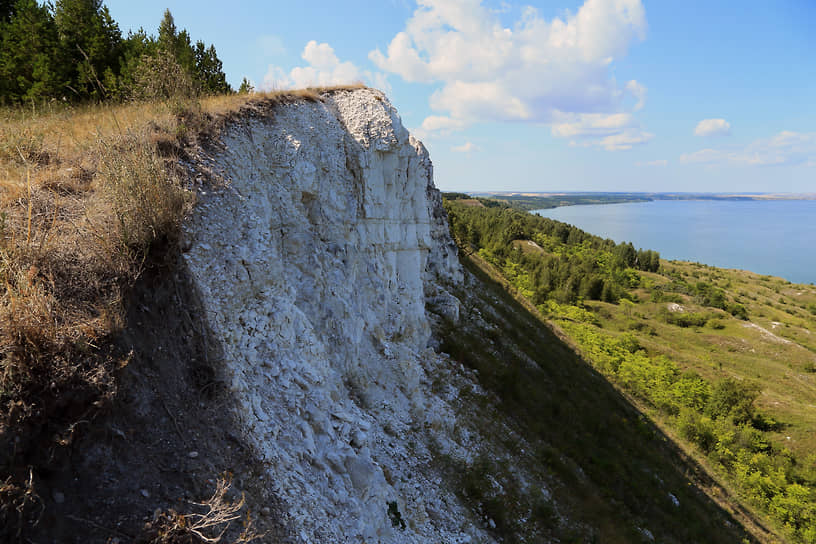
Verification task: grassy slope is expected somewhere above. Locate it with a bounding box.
[605,262,816,458]
[0,88,359,541]
[437,252,760,543]
[444,197,816,543]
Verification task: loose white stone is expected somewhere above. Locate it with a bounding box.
[669,492,680,507]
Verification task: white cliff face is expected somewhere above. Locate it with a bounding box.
[182,89,489,543]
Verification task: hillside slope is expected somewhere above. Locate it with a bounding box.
[1,89,766,543]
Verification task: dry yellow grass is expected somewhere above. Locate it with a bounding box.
[0,87,367,538]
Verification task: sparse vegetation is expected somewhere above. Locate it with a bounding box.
[445,196,816,543]
[0,86,367,541]
[435,253,757,543]
[138,476,263,544]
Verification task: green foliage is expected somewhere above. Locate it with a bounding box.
[238,77,254,94]
[445,199,816,541]
[154,9,231,96]
[193,41,231,94]
[0,2,231,104]
[445,200,658,308]
[130,49,195,100]
[1,0,15,22]
[706,378,760,425]
[662,310,711,328]
[659,273,750,319]
[564,316,816,541]
[441,191,472,200]
[54,0,122,100]
[386,501,406,530]
[437,258,756,543]
[0,0,62,103]
[483,193,653,211]
[729,302,749,320]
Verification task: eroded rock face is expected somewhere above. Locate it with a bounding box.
[182,89,485,543]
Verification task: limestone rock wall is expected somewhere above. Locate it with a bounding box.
[182,89,487,543]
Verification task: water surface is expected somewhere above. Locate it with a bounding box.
[534,200,816,284]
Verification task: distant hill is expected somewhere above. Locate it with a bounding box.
[462,191,816,211]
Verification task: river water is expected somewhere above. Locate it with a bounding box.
[534,200,816,285]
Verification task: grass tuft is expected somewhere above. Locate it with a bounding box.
[1,86,358,539]
[138,476,263,544]
[95,130,191,251]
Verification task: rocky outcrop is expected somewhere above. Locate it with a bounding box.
[182,89,484,543]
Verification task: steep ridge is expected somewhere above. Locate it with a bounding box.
[15,89,764,542]
[177,89,760,543]
[182,89,483,542]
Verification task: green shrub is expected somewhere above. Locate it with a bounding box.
[706,378,760,426]
[664,311,710,328]
[707,319,726,330]
[728,303,749,320]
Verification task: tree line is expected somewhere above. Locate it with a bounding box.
[444,198,660,305]
[0,0,234,104]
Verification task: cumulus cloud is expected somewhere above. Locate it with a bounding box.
[370,0,650,149]
[680,131,816,166]
[694,118,731,137]
[452,141,479,152]
[551,112,633,138]
[422,115,467,132]
[552,112,652,150]
[261,41,388,91]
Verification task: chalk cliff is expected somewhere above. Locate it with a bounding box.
[182,89,485,542]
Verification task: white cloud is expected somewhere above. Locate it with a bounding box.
[597,129,654,151]
[625,80,647,111]
[551,112,633,138]
[552,112,652,150]
[421,115,467,133]
[694,118,731,137]
[636,159,668,167]
[412,115,468,140]
[370,0,649,149]
[681,131,816,166]
[452,141,479,152]
[261,65,291,91]
[260,41,388,91]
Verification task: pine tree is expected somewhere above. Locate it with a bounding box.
[109,28,156,100]
[156,8,176,53]
[155,10,231,96]
[54,0,122,100]
[238,77,254,94]
[194,41,231,94]
[0,0,61,103]
[157,10,193,74]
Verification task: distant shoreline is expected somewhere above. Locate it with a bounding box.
[463,191,816,211]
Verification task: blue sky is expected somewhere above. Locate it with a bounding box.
[104,1,815,193]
